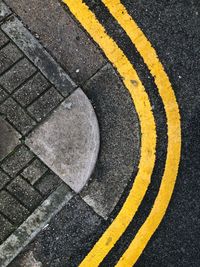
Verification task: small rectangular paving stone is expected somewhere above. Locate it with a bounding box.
[0,1,11,22]
[0,97,36,135]
[1,145,34,177]
[0,190,29,225]
[7,176,42,211]
[0,169,10,190]
[21,158,48,185]
[34,170,62,197]
[0,58,36,93]
[0,30,9,48]
[27,87,63,121]
[0,42,23,75]
[0,86,8,103]
[0,214,14,244]
[13,72,50,107]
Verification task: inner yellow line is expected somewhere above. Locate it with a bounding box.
[102,0,181,266]
[62,0,156,266]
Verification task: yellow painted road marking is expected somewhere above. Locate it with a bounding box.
[102,0,181,266]
[62,0,156,266]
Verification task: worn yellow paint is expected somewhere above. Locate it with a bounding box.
[62,0,156,266]
[102,0,181,266]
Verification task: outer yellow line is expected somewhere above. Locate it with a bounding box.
[62,0,156,266]
[102,0,181,266]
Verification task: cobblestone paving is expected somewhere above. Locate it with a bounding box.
[0,4,66,245]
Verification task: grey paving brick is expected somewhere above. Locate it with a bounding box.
[13,72,50,107]
[34,171,62,197]
[0,169,10,190]
[0,190,29,225]
[1,145,34,177]
[7,176,42,211]
[0,43,22,75]
[27,87,63,121]
[0,30,8,48]
[0,1,11,22]
[0,58,36,93]
[0,98,36,134]
[0,213,14,244]
[21,158,48,185]
[0,116,21,161]
[0,86,8,103]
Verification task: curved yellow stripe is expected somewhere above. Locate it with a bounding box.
[62,0,156,266]
[102,0,181,266]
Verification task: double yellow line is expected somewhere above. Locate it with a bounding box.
[62,0,181,266]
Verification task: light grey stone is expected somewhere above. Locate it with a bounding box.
[0,117,21,161]
[26,88,100,193]
[0,1,11,22]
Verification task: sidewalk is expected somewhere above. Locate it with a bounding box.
[0,1,140,266]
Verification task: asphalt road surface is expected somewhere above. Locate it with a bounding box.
[1,0,200,266]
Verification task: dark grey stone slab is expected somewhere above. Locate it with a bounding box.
[0,58,36,93]
[1,16,76,96]
[0,98,36,135]
[0,86,8,103]
[0,190,29,225]
[81,64,140,219]
[0,42,22,75]
[26,88,100,193]
[0,30,8,48]
[0,116,21,161]
[0,1,11,22]
[9,196,103,267]
[3,0,106,84]
[7,176,42,211]
[34,171,62,198]
[21,158,48,185]
[27,87,63,122]
[0,169,10,190]
[0,214,14,244]
[13,72,50,107]
[0,184,73,267]
[1,145,34,177]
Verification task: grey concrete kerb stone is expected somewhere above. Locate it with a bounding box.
[26,88,100,193]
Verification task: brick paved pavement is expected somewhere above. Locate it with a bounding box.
[0,4,67,247]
